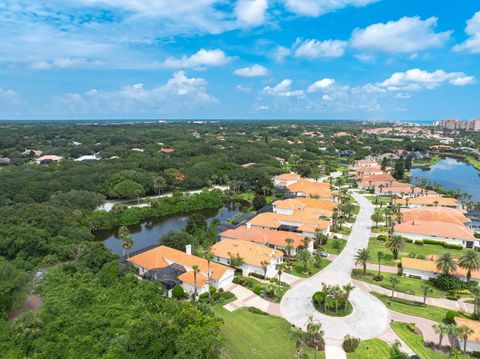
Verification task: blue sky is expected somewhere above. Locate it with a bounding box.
[0,0,479,121]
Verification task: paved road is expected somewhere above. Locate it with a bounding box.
[280,192,391,354]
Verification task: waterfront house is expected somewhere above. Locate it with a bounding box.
[211,239,283,278]
[128,245,234,296]
[274,172,301,187]
[399,207,469,226]
[219,225,312,255]
[394,196,459,208]
[272,197,336,218]
[287,178,334,200]
[402,257,480,283]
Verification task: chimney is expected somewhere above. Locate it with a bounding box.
[185,244,192,256]
[246,222,251,229]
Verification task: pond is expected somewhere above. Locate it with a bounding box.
[97,202,245,256]
[411,157,480,201]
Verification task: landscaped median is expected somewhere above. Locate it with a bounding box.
[232,275,289,302]
[312,284,354,317]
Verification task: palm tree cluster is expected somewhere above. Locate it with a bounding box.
[436,250,480,284]
[433,323,475,354]
[313,283,355,315]
[290,317,325,359]
[118,226,134,259]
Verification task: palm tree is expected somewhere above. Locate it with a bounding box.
[297,249,312,273]
[436,252,457,275]
[472,287,480,317]
[204,250,214,303]
[306,317,324,359]
[153,175,167,195]
[118,226,134,259]
[449,325,462,350]
[277,263,285,282]
[421,285,433,305]
[377,251,384,276]
[301,237,312,250]
[458,325,474,353]
[260,260,269,279]
[285,238,294,257]
[343,283,355,301]
[354,248,371,275]
[433,323,449,348]
[290,327,307,359]
[459,250,480,284]
[389,277,399,298]
[372,209,383,228]
[192,265,199,301]
[229,252,245,268]
[385,235,405,260]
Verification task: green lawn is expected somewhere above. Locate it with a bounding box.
[332,226,352,236]
[366,196,392,205]
[214,305,323,359]
[378,137,403,142]
[319,238,346,255]
[371,292,464,323]
[352,269,448,298]
[391,322,448,359]
[285,258,331,278]
[346,339,390,359]
[367,237,466,266]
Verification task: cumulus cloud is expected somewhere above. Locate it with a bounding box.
[234,64,268,77]
[52,71,216,115]
[307,78,336,92]
[273,46,291,62]
[263,79,304,97]
[294,39,347,58]
[235,0,268,27]
[350,16,451,53]
[285,0,379,17]
[163,49,231,69]
[367,68,476,92]
[454,12,480,53]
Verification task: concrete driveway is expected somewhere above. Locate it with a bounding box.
[280,193,390,345]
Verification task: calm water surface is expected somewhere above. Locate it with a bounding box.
[411,157,480,201]
[97,203,243,255]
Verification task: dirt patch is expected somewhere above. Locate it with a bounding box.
[8,294,44,321]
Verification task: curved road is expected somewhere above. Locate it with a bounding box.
[280,192,390,349]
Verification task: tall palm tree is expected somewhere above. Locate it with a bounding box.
[285,238,294,257]
[343,283,355,301]
[192,265,199,301]
[433,323,449,348]
[459,250,480,284]
[297,249,312,273]
[421,285,433,305]
[385,235,405,260]
[306,317,324,359]
[277,263,285,282]
[389,277,399,298]
[377,251,384,276]
[290,327,307,359]
[472,287,480,317]
[118,226,134,259]
[204,250,214,303]
[260,260,269,279]
[355,249,371,275]
[436,253,457,275]
[458,325,474,353]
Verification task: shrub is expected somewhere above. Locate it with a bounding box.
[407,323,416,332]
[172,285,186,299]
[248,307,269,315]
[249,272,265,280]
[414,240,424,246]
[432,274,464,291]
[417,254,425,260]
[222,292,235,300]
[444,310,456,324]
[404,238,413,243]
[442,243,463,250]
[422,239,444,246]
[252,284,263,295]
[232,276,241,284]
[199,292,209,300]
[373,275,383,281]
[377,235,388,242]
[408,253,416,258]
[475,233,480,239]
[342,335,360,353]
[209,286,217,295]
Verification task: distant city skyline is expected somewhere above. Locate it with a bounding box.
[0,0,479,120]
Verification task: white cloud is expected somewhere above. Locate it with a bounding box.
[273,46,291,62]
[454,12,480,53]
[234,64,268,77]
[350,16,451,53]
[236,84,252,92]
[307,78,336,92]
[294,39,347,58]
[263,79,304,97]
[30,57,102,70]
[52,71,216,115]
[163,49,231,69]
[285,0,379,17]
[368,68,476,92]
[322,94,333,101]
[235,0,268,27]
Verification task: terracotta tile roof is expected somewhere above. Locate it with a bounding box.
[211,239,283,267]
[455,317,480,343]
[128,245,230,281]
[287,179,334,198]
[402,257,480,280]
[177,271,208,287]
[354,166,383,172]
[395,196,458,207]
[248,212,330,233]
[36,155,63,162]
[274,172,300,181]
[273,197,336,214]
[394,220,475,241]
[360,173,395,182]
[220,226,304,248]
[400,207,469,226]
[160,148,175,153]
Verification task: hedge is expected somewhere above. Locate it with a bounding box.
[248,307,269,315]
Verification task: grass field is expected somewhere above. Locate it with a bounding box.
[346,339,390,359]
[391,322,448,359]
[367,237,466,266]
[286,258,331,278]
[214,305,323,359]
[372,292,464,323]
[352,269,448,298]
[319,238,347,255]
[366,196,392,205]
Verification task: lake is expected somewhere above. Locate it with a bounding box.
[411,157,480,201]
[97,202,244,256]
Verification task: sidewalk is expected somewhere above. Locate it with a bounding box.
[223,284,281,316]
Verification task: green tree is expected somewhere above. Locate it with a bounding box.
[385,235,404,260]
[229,252,245,268]
[436,252,457,275]
[285,238,294,257]
[421,285,433,305]
[458,250,480,284]
[296,249,312,273]
[372,208,384,228]
[433,323,449,348]
[153,176,167,195]
[389,276,399,298]
[354,249,371,275]
[260,260,269,278]
[117,226,134,258]
[112,179,145,199]
[377,251,384,276]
